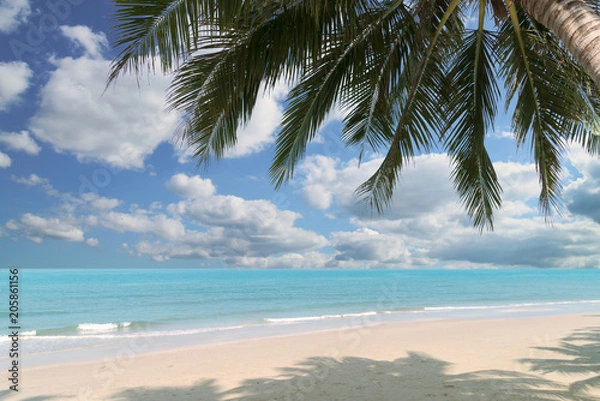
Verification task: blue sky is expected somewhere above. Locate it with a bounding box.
[1,0,600,269]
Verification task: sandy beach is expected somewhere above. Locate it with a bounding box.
[2,312,599,400]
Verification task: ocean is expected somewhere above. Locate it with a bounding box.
[2,268,600,366]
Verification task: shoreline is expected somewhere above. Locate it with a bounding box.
[5,300,600,369]
[4,312,600,400]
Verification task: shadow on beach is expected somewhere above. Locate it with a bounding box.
[101,323,600,401]
[521,323,600,398]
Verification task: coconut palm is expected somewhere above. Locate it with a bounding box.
[109,0,600,230]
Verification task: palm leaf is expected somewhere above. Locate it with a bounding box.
[340,4,415,156]
[356,0,463,214]
[499,3,567,218]
[171,0,381,166]
[269,0,408,187]
[110,0,206,80]
[443,1,502,231]
[109,0,290,81]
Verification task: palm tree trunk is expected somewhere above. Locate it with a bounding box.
[520,0,600,88]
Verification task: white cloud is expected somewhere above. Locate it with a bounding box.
[494,161,539,201]
[0,131,41,155]
[429,217,600,268]
[298,153,459,220]
[29,36,177,169]
[0,0,30,33]
[298,155,338,209]
[80,193,121,211]
[293,152,600,269]
[224,252,333,269]
[330,228,412,266]
[494,130,515,139]
[130,220,327,262]
[0,61,32,111]
[11,173,62,197]
[169,192,327,257]
[166,173,216,199]
[85,237,99,247]
[0,151,11,168]
[111,173,328,262]
[101,211,186,240]
[11,175,125,215]
[8,213,85,243]
[12,173,48,186]
[60,25,108,59]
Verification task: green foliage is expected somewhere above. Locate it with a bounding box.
[109,0,600,230]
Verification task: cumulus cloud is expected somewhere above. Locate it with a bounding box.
[29,27,176,169]
[298,153,460,220]
[0,0,30,33]
[12,173,48,186]
[101,211,186,240]
[294,152,600,269]
[330,228,412,266]
[7,213,85,243]
[297,155,338,209]
[12,175,126,214]
[0,131,41,155]
[166,173,216,199]
[430,217,600,268]
[0,61,32,111]
[0,151,11,168]
[112,173,328,262]
[223,252,333,269]
[130,221,327,262]
[494,161,539,201]
[85,237,99,247]
[494,130,515,139]
[11,151,600,268]
[80,193,121,211]
[60,25,108,59]
[11,173,61,197]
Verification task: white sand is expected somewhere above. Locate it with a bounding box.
[3,313,600,400]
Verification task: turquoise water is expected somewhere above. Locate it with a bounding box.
[2,268,600,363]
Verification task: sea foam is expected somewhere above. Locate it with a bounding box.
[264,311,378,324]
[77,322,132,332]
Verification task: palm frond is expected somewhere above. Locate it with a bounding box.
[499,3,567,218]
[269,0,406,187]
[443,1,502,231]
[356,0,463,214]
[171,0,382,166]
[340,4,415,156]
[109,0,289,81]
[110,0,206,81]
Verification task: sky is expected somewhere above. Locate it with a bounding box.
[1,0,600,269]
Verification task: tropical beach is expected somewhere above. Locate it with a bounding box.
[2,1,600,400]
[3,312,599,400]
[2,269,600,400]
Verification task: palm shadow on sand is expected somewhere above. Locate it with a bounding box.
[104,319,600,401]
[521,321,600,400]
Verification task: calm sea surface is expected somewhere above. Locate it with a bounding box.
[2,268,599,364]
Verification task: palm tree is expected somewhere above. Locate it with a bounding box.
[109,0,600,230]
